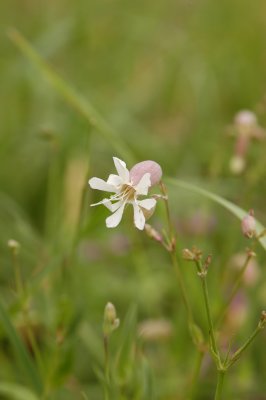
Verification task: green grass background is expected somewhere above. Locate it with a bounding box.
[0,0,266,399]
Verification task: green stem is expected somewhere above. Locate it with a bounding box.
[103,335,110,400]
[160,182,202,350]
[11,252,24,296]
[160,182,174,241]
[196,261,220,362]
[227,324,262,369]
[216,255,252,326]
[170,251,194,325]
[214,370,225,400]
[104,335,110,383]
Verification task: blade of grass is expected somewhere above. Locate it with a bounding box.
[166,178,266,251]
[0,301,43,394]
[0,382,40,400]
[8,28,135,165]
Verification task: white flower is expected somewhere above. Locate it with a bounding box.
[88,157,158,230]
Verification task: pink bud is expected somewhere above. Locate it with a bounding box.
[129,160,162,186]
[241,210,256,239]
[145,224,162,242]
[234,110,257,128]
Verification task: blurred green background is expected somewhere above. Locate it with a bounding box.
[0,0,266,399]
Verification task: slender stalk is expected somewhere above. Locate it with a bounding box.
[216,254,252,326]
[13,255,23,295]
[160,182,193,325]
[103,335,110,383]
[195,261,220,362]
[227,324,262,368]
[103,335,110,400]
[170,251,194,324]
[201,277,219,357]
[214,370,225,400]
[160,182,174,241]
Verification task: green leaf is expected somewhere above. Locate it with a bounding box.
[0,302,43,394]
[166,178,266,251]
[8,29,135,165]
[0,383,40,400]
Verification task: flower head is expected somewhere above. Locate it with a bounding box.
[88,157,161,230]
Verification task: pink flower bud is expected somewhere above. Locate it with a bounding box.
[144,224,162,242]
[241,210,256,239]
[234,110,257,128]
[129,160,162,186]
[229,155,245,174]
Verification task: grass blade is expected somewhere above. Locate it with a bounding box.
[0,301,43,394]
[166,178,266,251]
[8,28,135,165]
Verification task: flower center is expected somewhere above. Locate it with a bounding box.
[120,184,136,201]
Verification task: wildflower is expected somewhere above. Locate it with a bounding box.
[89,157,161,230]
[241,209,256,239]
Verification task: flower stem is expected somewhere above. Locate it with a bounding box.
[11,250,24,296]
[103,335,110,400]
[216,253,252,326]
[195,261,220,363]
[160,182,194,326]
[170,251,194,325]
[214,370,225,400]
[226,323,263,368]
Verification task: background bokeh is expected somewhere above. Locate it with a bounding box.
[0,1,266,399]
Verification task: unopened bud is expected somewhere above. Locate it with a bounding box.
[229,155,245,174]
[204,254,212,269]
[259,310,266,329]
[241,210,256,239]
[234,110,257,129]
[130,160,162,186]
[145,224,162,242]
[7,239,20,254]
[103,302,120,336]
[182,248,195,261]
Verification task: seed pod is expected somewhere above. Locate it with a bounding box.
[241,210,256,239]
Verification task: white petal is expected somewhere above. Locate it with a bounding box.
[133,202,145,230]
[134,173,151,195]
[106,200,123,212]
[113,157,130,182]
[106,202,126,228]
[138,198,156,210]
[102,199,116,211]
[107,174,123,187]
[89,177,116,192]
